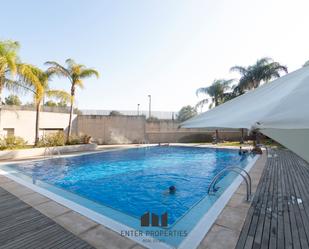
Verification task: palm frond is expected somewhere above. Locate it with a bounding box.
[0,40,19,78]
[46,89,72,103]
[196,87,208,96]
[5,51,17,75]
[230,66,247,75]
[79,68,99,79]
[45,59,99,96]
[195,98,209,109]
[232,57,287,91]
[17,63,45,101]
[65,58,76,68]
[270,62,288,73]
[17,64,41,87]
[4,78,35,95]
[45,61,70,78]
[255,57,273,66]
[74,79,84,89]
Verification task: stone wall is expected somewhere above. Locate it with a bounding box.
[145,120,245,143]
[0,108,247,146]
[76,115,146,144]
[77,116,245,144]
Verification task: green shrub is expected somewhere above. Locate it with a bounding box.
[37,131,65,147]
[37,132,92,147]
[66,134,92,145]
[0,136,27,150]
[109,110,123,116]
[66,135,80,145]
[80,134,92,144]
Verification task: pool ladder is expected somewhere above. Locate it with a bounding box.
[44,147,61,159]
[208,166,252,202]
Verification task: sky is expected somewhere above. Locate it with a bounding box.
[1,0,309,112]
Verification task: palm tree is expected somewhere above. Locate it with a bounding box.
[196,79,233,144]
[18,64,70,146]
[230,57,288,93]
[45,59,99,141]
[0,40,20,103]
[196,79,233,109]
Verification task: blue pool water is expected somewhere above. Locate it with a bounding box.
[4,146,253,228]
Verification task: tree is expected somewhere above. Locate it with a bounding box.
[57,100,67,107]
[196,79,233,109]
[5,94,22,106]
[0,40,20,103]
[109,110,123,116]
[45,59,99,141]
[18,64,70,146]
[230,57,288,94]
[177,105,197,122]
[44,100,57,107]
[24,102,35,107]
[195,79,233,144]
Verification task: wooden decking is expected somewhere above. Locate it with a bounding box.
[0,187,94,249]
[236,149,309,249]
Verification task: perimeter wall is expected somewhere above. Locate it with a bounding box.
[0,108,76,145]
[0,107,246,145]
[76,115,246,144]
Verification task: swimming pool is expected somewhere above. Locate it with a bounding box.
[0,146,257,248]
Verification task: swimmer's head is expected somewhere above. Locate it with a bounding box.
[169,185,176,193]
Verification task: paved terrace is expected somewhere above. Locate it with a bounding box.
[236,149,309,249]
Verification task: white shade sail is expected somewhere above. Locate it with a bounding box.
[181,67,309,162]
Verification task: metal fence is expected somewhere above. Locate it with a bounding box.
[0,105,71,113]
[0,105,178,119]
[81,109,177,119]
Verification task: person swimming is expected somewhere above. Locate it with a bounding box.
[239,146,243,155]
[162,185,177,196]
[169,185,176,194]
[239,146,249,155]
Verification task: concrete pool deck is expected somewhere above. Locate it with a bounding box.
[0,144,265,249]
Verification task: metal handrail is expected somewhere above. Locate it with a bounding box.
[44,146,61,158]
[225,166,252,195]
[208,167,252,201]
[43,147,52,158]
[53,147,61,157]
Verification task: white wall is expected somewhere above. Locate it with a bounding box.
[0,109,77,144]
